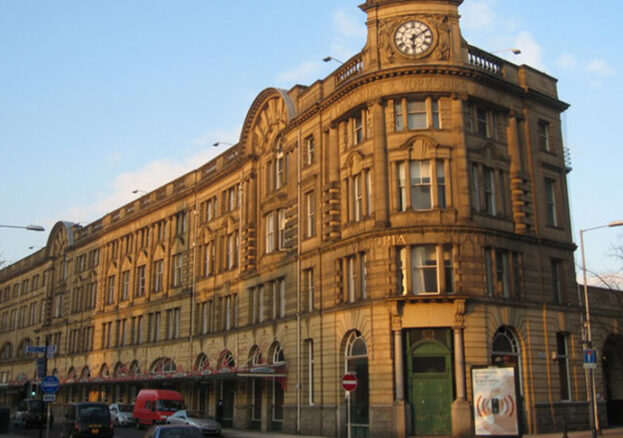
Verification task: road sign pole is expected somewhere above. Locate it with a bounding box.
[346,391,351,438]
[46,403,51,438]
[38,336,48,438]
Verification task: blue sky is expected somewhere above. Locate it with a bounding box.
[1,0,622,283]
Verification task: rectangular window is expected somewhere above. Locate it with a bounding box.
[483,167,496,215]
[204,242,215,277]
[275,153,285,190]
[556,332,571,401]
[278,209,287,248]
[412,245,438,293]
[410,160,432,210]
[538,120,551,151]
[121,271,130,301]
[394,100,404,132]
[106,275,115,305]
[396,245,453,295]
[153,260,163,293]
[476,107,489,137]
[136,265,146,297]
[485,247,522,297]
[432,99,440,129]
[407,99,427,129]
[551,259,563,304]
[305,268,315,312]
[545,177,558,226]
[353,113,363,144]
[266,212,275,253]
[436,160,446,209]
[305,136,315,166]
[304,191,315,238]
[397,162,407,212]
[172,254,183,288]
[305,339,315,405]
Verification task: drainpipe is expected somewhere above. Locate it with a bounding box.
[296,129,302,433]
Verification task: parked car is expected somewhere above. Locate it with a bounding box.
[133,389,185,429]
[143,424,204,438]
[59,402,114,438]
[166,410,222,436]
[109,403,134,427]
[13,399,53,428]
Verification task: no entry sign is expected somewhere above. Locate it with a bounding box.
[342,373,358,392]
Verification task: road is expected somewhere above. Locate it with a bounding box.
[7,423,146,438]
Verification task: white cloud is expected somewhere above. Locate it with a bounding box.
[556,54,579,71]
[332,9,367,40]
[56,147,221,226]
[460,0,497,32]
[511,31,544,71]
[276,61,325,86]
[192,126,241,148]
[586,58,616,76]
[274,7,366,86]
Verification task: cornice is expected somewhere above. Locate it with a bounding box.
[286,64,569,131]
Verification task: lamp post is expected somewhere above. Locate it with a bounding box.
[0,224,45,232]
[323,56,344,65]
[580,220,623,438]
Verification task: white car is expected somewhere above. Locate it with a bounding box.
[109,403,135,427]
[166,410,222,436]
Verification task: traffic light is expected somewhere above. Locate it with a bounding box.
[30,382,37,397]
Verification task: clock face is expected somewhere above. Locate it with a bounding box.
[394,20,434,56]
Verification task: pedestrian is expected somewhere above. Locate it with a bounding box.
[216,399,223,423]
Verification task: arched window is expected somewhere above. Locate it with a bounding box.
[129,360,140,376]
[150,357,177,374]
[217,350,235,371]
[492,326,523,394]
[344,330,369,434]
[270,342,285,365]
[66,367,77,383]
[113,362,128,378]
[80,366,91,381]
[17,338,32,358]
[99,363,110,379]
[195,354,210,373]
[249,345,263,366]
[0,343,13,361]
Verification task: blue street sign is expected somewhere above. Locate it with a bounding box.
[41,375,59,394]
[26,345,47,354]
[584,348,597,369]
[36,358,46,379]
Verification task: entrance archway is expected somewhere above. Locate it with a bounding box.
[602,334,623,425]
[405,329,452,436]
[344,331,369,438]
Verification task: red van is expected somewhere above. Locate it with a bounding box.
[133,389,185,429]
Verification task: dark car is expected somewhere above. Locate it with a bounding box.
[14,399,54,428]
[143,425,204,438]
[59,402,114,438]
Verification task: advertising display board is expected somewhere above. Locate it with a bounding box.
[471,365,521,437]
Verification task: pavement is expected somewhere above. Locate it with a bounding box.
[2,427,623,438]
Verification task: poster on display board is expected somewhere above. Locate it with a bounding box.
[471,365,521,437]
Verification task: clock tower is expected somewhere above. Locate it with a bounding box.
[359,0,465,71]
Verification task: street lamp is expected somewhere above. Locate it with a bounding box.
[323,56,344,65]
[0,224,45,232]
[493,48,522,55]
[580,220,623,438]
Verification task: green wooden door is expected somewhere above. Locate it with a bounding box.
[408,340,453,435]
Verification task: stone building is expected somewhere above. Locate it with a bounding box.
[1,0,619,436]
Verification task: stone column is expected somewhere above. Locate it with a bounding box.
[328,125,339,184]
[392,315,406,438]
[371,99,389,228]
[451,324,472,438]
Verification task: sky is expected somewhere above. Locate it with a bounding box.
[1,0,622,283]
